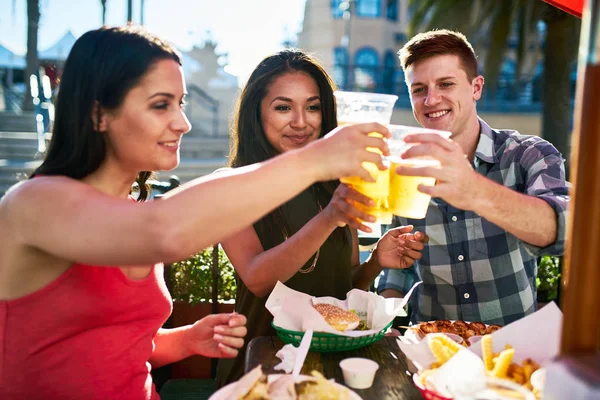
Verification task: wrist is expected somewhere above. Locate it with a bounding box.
[364,247,382,273]
[467,173,489,213]
[179,324,196,359]
[295,142,324,183]
[319,207,343,231]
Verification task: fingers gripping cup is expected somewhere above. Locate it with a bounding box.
[387,125,451,219]
[334,91,398,224]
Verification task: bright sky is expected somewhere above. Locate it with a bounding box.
[0,0,307,85]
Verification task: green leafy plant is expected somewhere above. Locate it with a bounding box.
[536,255,561,301]
[170,247,236,305]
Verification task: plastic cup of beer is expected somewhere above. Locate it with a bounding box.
[387,125,451,219]
[334,91,398,224]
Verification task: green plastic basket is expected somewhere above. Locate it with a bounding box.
[271,321,393,352]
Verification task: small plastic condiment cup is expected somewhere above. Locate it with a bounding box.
[530,367,546,392]
[339,357,379,389]
[467,335,483,346]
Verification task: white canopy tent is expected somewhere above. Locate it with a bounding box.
[39,31,77,61]
[0,42,25,69]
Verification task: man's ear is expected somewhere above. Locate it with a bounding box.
[91,101,108,132]
[472,75,484,101]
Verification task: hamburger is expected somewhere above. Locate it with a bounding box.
[313,303,360,332]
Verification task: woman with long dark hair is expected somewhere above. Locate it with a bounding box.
[216,50,426,386]
[0,28,391,399]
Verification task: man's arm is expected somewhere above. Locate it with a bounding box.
[471,142,569,250]
[399,134,569,250]
[469,174,558,247]
[376,264,419,298]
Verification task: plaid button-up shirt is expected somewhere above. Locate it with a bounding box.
[377,119,569,326]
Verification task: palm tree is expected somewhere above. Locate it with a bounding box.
[407,0,580,168]
[101,0,107,25]
[22,0,40,111]
[127,0,133,23]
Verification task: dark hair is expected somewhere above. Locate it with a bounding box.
[229,49,347,243]
[399,29,479,81]
[31,25,181,201]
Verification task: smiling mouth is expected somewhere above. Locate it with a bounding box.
[159,141,179,148]
[285,135,311,143]
[426,110,450,118]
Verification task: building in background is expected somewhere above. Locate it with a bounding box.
[0,30,237,137]
[298,0,566,135]
[184,40,239,137]
[299,0,409,100]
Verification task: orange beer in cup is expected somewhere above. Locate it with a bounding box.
[388,157,440,219]
[387,125,451,219]
[334,91,398,224]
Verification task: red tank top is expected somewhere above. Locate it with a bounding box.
[0,263,172,400]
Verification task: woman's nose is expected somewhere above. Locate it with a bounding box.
[172,109,192,135]
[290,110,307,129]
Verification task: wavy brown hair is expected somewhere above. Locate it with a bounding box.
[229,50,348,243]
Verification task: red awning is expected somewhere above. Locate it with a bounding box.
[543,0,584,18]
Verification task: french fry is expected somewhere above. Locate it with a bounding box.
[481,334,494,372]
[418,369,436,386]
[523,362,535,383]
[422,330,543,398]
[492,388,527,399]
[435,333,462,354]
[490,348,515,378]
[511,372,526,385]
[511,363,525,377]
[429,337,454,365]
[524,358,541,372]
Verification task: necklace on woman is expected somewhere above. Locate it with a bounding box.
[293,186,323,274]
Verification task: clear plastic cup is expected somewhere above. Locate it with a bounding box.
[339,357,380,389]
[334,91,398,125]
[386,125,451,219]
[334,91,398,225]
[387,124,452,160]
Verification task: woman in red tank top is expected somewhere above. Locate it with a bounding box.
[0,26,392,400]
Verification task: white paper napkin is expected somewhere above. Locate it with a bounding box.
[265,281,421,336]
[274,343,297,374]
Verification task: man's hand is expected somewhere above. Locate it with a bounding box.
[186,312,247,358]
[396,134,481,211]
[376,225,428,269]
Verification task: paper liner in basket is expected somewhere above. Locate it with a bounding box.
[265,281,421,336]
[397,302,563,370]
[397,303,563,398]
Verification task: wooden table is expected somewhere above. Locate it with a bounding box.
[245,336,422,399]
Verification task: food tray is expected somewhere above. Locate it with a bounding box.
[413,373,452,400]
[271,321,392,352]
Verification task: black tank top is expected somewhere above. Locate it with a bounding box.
[215,186,353,387]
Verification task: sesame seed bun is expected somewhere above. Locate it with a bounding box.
[313,303,360,332]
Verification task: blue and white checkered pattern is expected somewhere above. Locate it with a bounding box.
[377,119,569,326]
